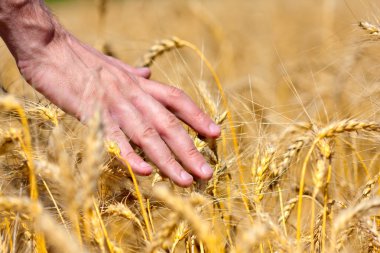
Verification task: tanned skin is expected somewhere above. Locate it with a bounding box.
[0,0,221,187]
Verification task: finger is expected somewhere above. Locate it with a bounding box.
[129,92,214,180]
[106,56,151,78]
[113,100,194,187]
[138,79,220,138]
[103,111,152,176]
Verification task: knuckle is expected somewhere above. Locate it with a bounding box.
[163,155,177,167]
[159,114,180,138]
[128,93,141,106]
[141,126,158,139]
[186,145,200,158]
[194,110,206,122]
[168,86,184,98]
[165,113,180,129]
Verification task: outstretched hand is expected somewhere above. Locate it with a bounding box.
[17,32,221,187]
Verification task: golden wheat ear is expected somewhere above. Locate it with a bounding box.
[140,37,184,67]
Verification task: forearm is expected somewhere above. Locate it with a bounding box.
[0,0,63,62]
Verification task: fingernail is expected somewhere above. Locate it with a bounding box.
[180,171,193,182]
[209,123,221,135]
[201,164,214,178]
[140,161,152,169]
[138,161,152,175]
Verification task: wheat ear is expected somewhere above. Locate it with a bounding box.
[140,37,184,67]
[297,120,380,245]
[0,197,83,253]
[153,185,221,252]
[331,197,380,251]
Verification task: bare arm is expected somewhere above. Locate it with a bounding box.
[0,0,57,60]
[0,0,221,187]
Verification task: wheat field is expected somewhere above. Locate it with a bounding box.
[0,0,380,252]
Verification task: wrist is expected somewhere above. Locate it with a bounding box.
[0,0,63,62]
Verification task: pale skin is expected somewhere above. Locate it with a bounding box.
[0,0,221,187]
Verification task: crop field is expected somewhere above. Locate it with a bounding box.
[1,0,380,252]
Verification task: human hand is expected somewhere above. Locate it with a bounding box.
[16,31,221,187]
